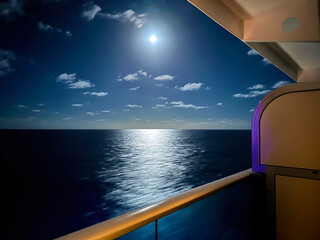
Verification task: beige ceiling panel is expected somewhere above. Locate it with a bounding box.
[188,0,320,82]
[223,0,304,19]
[278,42,320,69]
[298,68,320,82]
[188,0,243,38]
[244,0,320,41]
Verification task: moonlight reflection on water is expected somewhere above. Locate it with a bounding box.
[97,129,198,215]
[0,129,251,239]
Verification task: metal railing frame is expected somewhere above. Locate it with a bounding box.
[57,168,252,240]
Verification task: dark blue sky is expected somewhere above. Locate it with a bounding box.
[0,0,294,129]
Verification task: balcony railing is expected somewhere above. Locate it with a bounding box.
[57,169,253,240]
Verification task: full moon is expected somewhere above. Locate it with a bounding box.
[149,34,157,43]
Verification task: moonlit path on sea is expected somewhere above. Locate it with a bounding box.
[0,129,251,239]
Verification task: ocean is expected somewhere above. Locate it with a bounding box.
[0,129,251,239]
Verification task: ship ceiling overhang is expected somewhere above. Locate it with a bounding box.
[188,0,320,82]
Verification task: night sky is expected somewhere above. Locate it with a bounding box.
[0,0,295,129]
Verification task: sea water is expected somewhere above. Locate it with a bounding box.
[0,129,251,239]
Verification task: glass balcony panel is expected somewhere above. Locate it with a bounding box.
[116,221,155,240]
[158,180,252,240]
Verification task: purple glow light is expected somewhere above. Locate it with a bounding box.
[251,102,266,173]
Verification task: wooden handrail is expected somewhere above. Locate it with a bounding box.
[56,168,252,240]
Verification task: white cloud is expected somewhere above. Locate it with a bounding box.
[38,22,72,37]
[81,3,148,28]
[250,108,255,112]
[179,82,203,91]
[56,73,77,83]
[86,111,98,116]
[0,0,25,20]
[272,80,290,89]
[154,74,174,81]
[38,22,53,31]
[102,110,111,113]
[72,104,83,107]
[56,73,95,90]
[101,9,148,28]
[233,90,270,98]
[158,97,167,100]
[123,73,138,81]
[117,75,122,81]
[170,101,209,110]
[119,70,148,81]
[81,1,101,21]
[62,117,72,121]
[38,103,45,107]
[0,48,16,76]
[65,31,72,37]
[155,83,163,87]
[129,86,140,91]
[248,84,265,90]
[32,109,41,112]
[205,87,211,90]
[0,59,10,69]
[68,80,95,89]
[16,104,28,108]
[152,104,168,109]
[95,119,109,122]
[217,103,223,106]
[83,91,108,96]
[247,49,259,56]
[138,69,147,76]
[127,104,143,108]
[248,49,272,66]
[56,73,96,91]
[261,58,271,65]
[123,109,130,112]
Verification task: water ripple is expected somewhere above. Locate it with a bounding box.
[96,130,199,215]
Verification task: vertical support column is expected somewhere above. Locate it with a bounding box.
[266,167,276,240]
